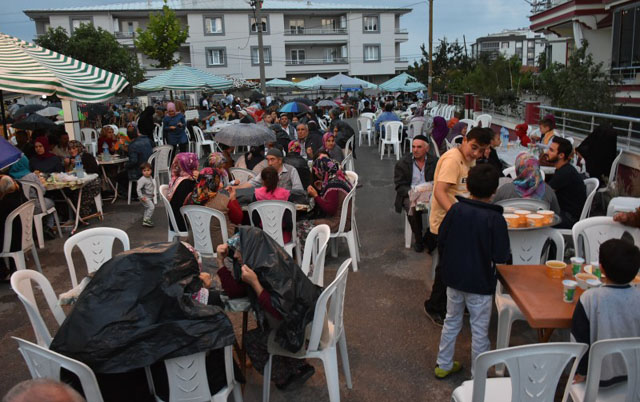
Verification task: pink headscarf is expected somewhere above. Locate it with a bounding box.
[322,132,335,149]
[168,152,199,200]
[166,102,176,113]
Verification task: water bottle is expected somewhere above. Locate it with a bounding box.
[74,155,85,178]
[102,142,111,162]
[500,127,510,150]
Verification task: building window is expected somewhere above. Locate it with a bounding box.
[206,47,226,67]
[71,18,92,32]
[127,22,135,33]
[324,48,338,62]
[290,49,305,64]
[204,16,224,35]
[363,44,380,62]
[481,42,499,50]
[527,40,535,48]
[612,5,640,68]
[289,19,304,34]
[251,46,271,65]
[363,15,379,33]
[322,18,336,30]
[501,42,509,49]
[250,16,269,34]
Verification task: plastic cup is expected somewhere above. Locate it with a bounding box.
[503,214,520,228]
[563,280,577,303]
[538,210,554,225]
[575,272,597,289]
[586,278,601,289]
[514,210,531,227]
[590,261,602,279]
[503,207,516,214]
[546,260,566,279]
[570,257,585,276]
[526,214,544,227]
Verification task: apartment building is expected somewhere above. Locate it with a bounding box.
[470,28,547,68]
[24,0,411,84]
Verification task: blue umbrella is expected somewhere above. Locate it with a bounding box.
[279,102,310,114]
[0,137,23,169]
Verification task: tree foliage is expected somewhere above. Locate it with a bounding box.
[134,0,189,69]
[34,25,145,89]
[409,38,472,93]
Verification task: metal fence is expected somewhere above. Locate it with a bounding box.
[478,99,526,121]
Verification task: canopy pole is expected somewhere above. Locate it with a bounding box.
[0,91,7,139]
[61,100,80,141]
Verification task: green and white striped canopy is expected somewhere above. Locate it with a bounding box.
[135,65,233,91]
[0,33,129,103]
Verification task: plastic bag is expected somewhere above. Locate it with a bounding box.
[50,242,236,374]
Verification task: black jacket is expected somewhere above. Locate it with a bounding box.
[393,152,437,213]
[300,133,323,157]
[283,154,311,189]
[438,197,510,295]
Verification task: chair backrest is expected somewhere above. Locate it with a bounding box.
[318,118,328,131]
[248,200,297,248]
[153,145,173,174]
[344,136,354,157]
[360,112,375,121]
[153,123,164,145]
[3,200,36,254]
[430,135,441,158]
[18,180,49,216]
[344,170,358,188]
[581,178,599,220]
[13,337,104,402]
[307,259,351,353]
[572,217,640,262]
[335,180,356,235]
[475,114,492,128]
[470,342,588,402]
[509,227,565,265]
[581,337,640,402]
[407,120,424,139]
[80,128,97,143]
[64,227,130,288]
[383,121,403,143]
[459,118,475,130]
[159,184,187,239]
[495,197,550,211]
[608,150,623,186]
[357,117,369,133]
[193,125,206,143]
[180,205,228,258]
[11,270,65,347]
[341,153,354,172]
[300,224,331,287]
[229,167,257,184]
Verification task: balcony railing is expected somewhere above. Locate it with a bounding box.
[611,65,640,82]
[284,28,347,35]
[530,0,571,14]
[395,57,408,63]
[394,28,408,34]
[285,57,348,66]
[114,31,135,39]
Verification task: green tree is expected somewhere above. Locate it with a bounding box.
[408,38,473,93]
[134,0,189,68]
[34,24,145,89]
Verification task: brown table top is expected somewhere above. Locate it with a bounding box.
[497,264,584,329]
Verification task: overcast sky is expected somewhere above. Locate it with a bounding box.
[1,0,533,62]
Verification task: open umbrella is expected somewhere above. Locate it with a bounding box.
[215,123,276,147]
[379,72,426,92]
[12,104,44,118]
[279,102,310,114]
[291,97,314,106]
[266,79,297,90]
[0,136,22,169]
[12,113,59,131]
[316,100,339,108]
[134,65,232,91]
[36,106,62,117]
[296,75,326,90]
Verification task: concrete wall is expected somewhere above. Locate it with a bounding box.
[582,27,612,67]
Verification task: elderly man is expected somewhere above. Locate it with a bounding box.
[394,135,438,252]
[277,114,297,141]
[4,379,85,402]
[235,148,303,191]
[296,123,322,159]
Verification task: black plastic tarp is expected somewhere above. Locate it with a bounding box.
[236,226,321,352]
[50,242,236,374]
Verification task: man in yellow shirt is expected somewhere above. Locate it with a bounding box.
[424,127,493,326]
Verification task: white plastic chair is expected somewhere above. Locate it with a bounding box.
[13,337,104,402]
[63,227,130,288]
[80,128,98,156]
[405,120,424,152]
[357,116,374,146]
[568,337,640,402]
[248,200,300,265]
[343,136,354,158]
[430,135,441,158]
[300,224,330,287]
[180,205,228,259]
[494,197,550,211]
[343,171,361,249]
[581,178,599,220]
[502,166,546,181]
[459,118,475,130]
[495,228,565,376]
[380,121,403,160]
[159,184,189,241]
[599,150,622,196]
[229,167,257,185]
[340,153,354,172]
[11,270,65,347]
[474,114,492,128]
[153,123,164,146]
[153,144,173,186]
[451,342,588,402]
[193,125,216,158]
[18,180,63,249]
[318,118,328,131]
[263,259,353,402]
[572,216,640,263]
[161,345,242,402]
[0,200,41,273]
[329,178,360,272]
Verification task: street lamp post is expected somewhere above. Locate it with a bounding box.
[428,0,433,98]
[251,0,267,95]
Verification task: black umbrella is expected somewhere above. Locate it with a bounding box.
[12,113,59,131]
[12,104,45,118]
[291,97,313,106]
[249,91,265,102]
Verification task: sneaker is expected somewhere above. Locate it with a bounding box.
[423,302,444,327]
[434,361,462,379]
[142,219,154,227]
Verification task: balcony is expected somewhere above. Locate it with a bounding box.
[284,28,347,35]
[530,0,571,14]
[285,57,348,66]
[395,57,409,63]
[114,31,135,39]
[394,28,408,34]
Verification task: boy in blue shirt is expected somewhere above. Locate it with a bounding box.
[435,164,510,378]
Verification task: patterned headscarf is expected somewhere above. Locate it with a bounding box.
[322,132,335,149]
[312,156,352,197]
[68,140,86,155]
[191,167,223,205]
[431,116,448,147]
[168,152,199,199]
[208,152,229,179]
[288,140,301,154]
[513,152,546,200]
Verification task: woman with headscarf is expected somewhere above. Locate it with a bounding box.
[66,140,102,218]
[163,102,188,154]
[29,136,63,174]
[319,130,344,163]
[191,167,243,248]
[429,116,449,156]
[297,156,353,245]
[235,145,267,174]
[208,152,231,186]
[446,121,468,144]
[168,152,199,232]
[137,106,156,138]
[493,152,560,214]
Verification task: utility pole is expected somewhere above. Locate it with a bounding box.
[428,0,433,98]
[251,0,267,95]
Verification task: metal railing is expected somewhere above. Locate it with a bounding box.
[285,57,348,66]
[394,28,408,34]
[539,105,640,150]
[114,31,135,39]
[395,57,408,63]
[479,98,526,121]
[283,28,347,35]
[452,95,465,108]
[611,65,640,81]
[530,0,571,14]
